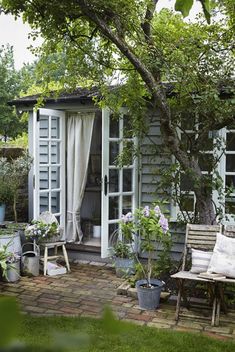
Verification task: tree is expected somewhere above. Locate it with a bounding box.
[0,45,27,141]
[1,0,234,224]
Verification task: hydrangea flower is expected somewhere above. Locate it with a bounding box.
[159,214,169,233]
[143,206,150,217]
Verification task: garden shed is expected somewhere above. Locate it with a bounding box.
[10,86,235,259]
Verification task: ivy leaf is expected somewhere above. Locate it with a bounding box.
[174,0,194,18]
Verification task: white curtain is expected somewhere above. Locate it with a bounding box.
[66,112,95,243]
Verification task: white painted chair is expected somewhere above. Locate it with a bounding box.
[38,212,70,276]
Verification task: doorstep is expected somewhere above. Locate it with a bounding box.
[117,281,171,301]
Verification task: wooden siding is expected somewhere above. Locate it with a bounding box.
[140,114,185,261]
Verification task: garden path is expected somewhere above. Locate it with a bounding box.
[0,262,235,341]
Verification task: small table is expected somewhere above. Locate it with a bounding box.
[40,241,71,276]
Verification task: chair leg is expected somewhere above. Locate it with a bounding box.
[44,246,48,276]
[62,245,70,272]
[175,279,184,321]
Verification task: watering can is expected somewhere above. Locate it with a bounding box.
[21,242,40,277]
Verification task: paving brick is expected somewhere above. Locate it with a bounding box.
[204,326,232,335]
[147,322,172,329]
[1,263,234,339]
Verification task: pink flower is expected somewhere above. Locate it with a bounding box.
[143,206,150,217]
[154,205,161,216]
[159,214,169,233]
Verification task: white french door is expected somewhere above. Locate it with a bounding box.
[33,108,66,232]
[101,108,138,258]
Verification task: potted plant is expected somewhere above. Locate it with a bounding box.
[113,241,135,278]
[0,243,20,282]
[25,219,60,243]
[122,205,171,310]
[111,212,136,278]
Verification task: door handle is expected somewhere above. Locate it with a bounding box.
[104,175,109,196]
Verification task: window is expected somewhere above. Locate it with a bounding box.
[171,123,235,223]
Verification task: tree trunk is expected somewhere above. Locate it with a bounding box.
[195,190,216,225]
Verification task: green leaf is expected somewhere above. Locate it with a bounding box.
[174,0,194,17]
[199,0,211,24]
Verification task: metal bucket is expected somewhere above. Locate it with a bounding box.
[6,260,21,282]
[0,231,22,255]
[21,242,40,277]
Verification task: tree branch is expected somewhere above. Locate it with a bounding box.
[141,0,158,43]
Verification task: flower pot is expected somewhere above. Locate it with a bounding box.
[0,204,6,223]
[136,279,164,310]
[115,257,135,278]
[0,231,22,256]
[5,260,20,282]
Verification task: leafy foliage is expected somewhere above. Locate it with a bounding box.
[1,1,234,223]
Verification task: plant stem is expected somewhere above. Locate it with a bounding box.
[13,195,17,223]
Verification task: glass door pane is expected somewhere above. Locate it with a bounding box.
[33,109,65,231]
[101,108,138,258]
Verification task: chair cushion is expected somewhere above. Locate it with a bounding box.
[190,248,213,274]
[208,233,235,278]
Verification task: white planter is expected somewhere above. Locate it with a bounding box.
[0,231,22,255]
[93,225,101,238]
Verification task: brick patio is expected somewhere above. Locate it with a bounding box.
[1,262,235,341]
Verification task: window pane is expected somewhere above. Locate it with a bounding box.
[122,141,134,166]
[123,169,132,192]
[123,114,132,138]
[226,155,235,172]
[51,191,60,214]
[181,132,196,151]
[39,167,49,190]
[51,116,60,139]
[180,174,193,192]
[225,197,235,215]
[180,194,194,212]
[39,141,49,164]
[226,175,235,190]
[110,115,119,138]
[109,169,119,193]
[109,196,119,220]
[51,166,60,189]
[109,142,119,165]
[122,195,132,214]
[226,133,235,151]
[108,223,119,245]
[51,142,60,164]
[198,154,214,172]
[40,193,49,213]
[39,115,49,138]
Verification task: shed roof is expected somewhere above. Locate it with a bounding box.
[8,86,108,107]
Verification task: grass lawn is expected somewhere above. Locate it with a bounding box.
[17,315,235,352]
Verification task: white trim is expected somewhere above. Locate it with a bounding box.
[101,108,138,258]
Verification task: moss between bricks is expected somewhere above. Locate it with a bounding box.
[117,281,171,301]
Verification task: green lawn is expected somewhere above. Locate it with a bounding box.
[17,315,235,352]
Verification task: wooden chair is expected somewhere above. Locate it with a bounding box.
[38,212,71,276]
[171,224,222,326]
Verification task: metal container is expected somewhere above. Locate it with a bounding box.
[0,231,22,255]
[136,279,164,310]
[6,260,21,282]
[21,242,40,277]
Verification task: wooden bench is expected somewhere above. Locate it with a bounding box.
[171,224,222,326]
